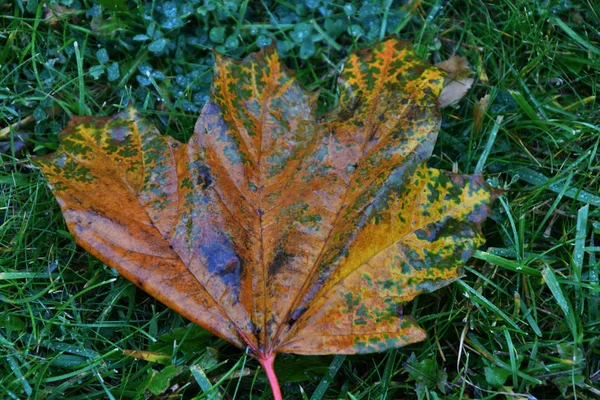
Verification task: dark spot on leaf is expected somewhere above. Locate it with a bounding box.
[251,321,261,336]
[195,165,213,190]
[109,126,129,142]
[468,203,492,224]
[368,126,378,141]
[266,315,277,337]
[338,94,363,122]
[267,248,293,277]
[408,65,425,75]
[405,106,420,120]
[200,240,241,300]
[290,306,307,325]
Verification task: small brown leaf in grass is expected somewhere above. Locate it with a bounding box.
[43,4,81,25]
[474,93,491,135]
[436,56,475,107]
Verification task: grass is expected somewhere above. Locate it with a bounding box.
[1,0,599,398]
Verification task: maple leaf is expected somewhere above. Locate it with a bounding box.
[34,38,494,398]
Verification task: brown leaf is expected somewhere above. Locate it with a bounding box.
[43,4,81,26]
[0,132,31,156]
[436,56,475,107]
[34,38,494,399]
[473,93,491,135]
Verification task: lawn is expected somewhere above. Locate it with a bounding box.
[1,0,599,399]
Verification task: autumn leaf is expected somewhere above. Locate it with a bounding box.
[34,38,494,399]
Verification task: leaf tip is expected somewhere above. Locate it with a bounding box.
[490,187,507,203]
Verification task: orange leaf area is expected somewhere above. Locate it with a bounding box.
[35,38,494,392]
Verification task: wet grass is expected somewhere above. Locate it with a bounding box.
[1,0,599,398]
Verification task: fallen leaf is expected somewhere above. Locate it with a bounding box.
[0,132,31,156]
[436,56,475,107]
[123,349,171,365]
[43,4,82,26]
[473,93,491,135]
[477,53,490,84]
[34,38,494,399]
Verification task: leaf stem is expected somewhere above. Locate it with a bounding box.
[258,353,282,400]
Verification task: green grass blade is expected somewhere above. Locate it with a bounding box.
[517,167,600,207]
[310,355,345,400]
[503,330,518,387]
[541,266,579,342]
[379,349,397,400]
[573,204,588,313]
[475,115,503,174]
[473,250,541,277]
[73,41,87,116]
[190,365,219,399]
[550,16,600,55]
[457,280,521,332]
